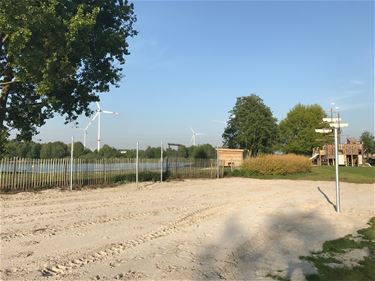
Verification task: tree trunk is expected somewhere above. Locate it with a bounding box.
[0,82,10,132]
[0,67,13,131]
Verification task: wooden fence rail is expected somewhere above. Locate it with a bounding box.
[0,157,224,192]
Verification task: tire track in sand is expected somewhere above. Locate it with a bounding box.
[1,206,186,242]
[41,203,226,277]
[39,190,295,278]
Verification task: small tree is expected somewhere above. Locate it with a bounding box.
[223,95,278,156]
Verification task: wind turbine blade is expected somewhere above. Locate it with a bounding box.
[85,113,98,130]
[84,122,92,131]
[102,110,119,115]
[212,120,226,125]
[91,112,99,121]
[96,102,101,110]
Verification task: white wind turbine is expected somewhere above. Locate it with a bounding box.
[190,128,204,146]
[84,102,119,151]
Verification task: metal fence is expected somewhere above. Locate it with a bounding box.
[0,157,224,192]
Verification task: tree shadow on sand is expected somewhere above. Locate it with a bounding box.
[197,210,335,280]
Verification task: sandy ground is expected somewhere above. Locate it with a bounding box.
[0,178,374,281]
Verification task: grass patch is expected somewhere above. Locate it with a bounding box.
[300,217,375,281]
[227,166,375,184]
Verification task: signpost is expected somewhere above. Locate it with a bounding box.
[333,128,340,212]
[322,117,341,122]
[315,109,348,213]
[315,129,332,134]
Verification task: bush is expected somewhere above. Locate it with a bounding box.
[112,171,168,183]
[241,154,312,175]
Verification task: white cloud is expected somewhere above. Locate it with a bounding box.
[351,80,364,85]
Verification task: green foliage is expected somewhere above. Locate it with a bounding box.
[71,142,86,158]
[97,144,120,158]
[241,154,312,175]
[40,141,68,158]
[144,146,162,159]
[177,145,189,158]
[223,95,279,156]
[279,104,330,155]
[358,217,375,241]
[2,139,41,158]
[164,144,216,159]
[112,171,167,183]
[191,146,208,159]
[191,144,216,159]
[360,131,375,155]
[0,0,137,143]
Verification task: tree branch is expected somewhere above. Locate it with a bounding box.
[0,79,19,86]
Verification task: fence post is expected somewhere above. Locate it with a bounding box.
[136,142,139,188]
[104,159,107,184]
[216,146,220,179]
[160,141,163,183]
[70,136,74,191]
[11,157,17,190]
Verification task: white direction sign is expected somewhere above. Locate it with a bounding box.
[315,128,332,133]
[323,117,342,123]
[329,123,348,128]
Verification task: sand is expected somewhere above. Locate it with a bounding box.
[0,178,374,281]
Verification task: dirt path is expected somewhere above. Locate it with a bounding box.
[1,178,374,281]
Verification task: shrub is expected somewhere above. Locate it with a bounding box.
[241,154,312,175]
[112,171,168,183]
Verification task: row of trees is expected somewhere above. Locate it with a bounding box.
[0,140,218,160]
[223,94,375,156]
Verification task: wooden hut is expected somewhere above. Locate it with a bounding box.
[217,148,247,167]
[311,138,363,166]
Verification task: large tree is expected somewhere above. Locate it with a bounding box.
[0,0,137,152]
[223,95,279,156]
[279,104,330,155]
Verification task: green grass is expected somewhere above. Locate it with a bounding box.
[300,217,375,281]
[227,166,375,184]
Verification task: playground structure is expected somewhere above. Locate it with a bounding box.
[311,138,363,166]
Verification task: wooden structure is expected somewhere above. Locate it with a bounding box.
[217,148,247,167]
[311,138,363,166]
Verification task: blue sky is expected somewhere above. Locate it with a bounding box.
[35,1,374,149]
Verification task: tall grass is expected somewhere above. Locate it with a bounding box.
[242,154,312,175]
